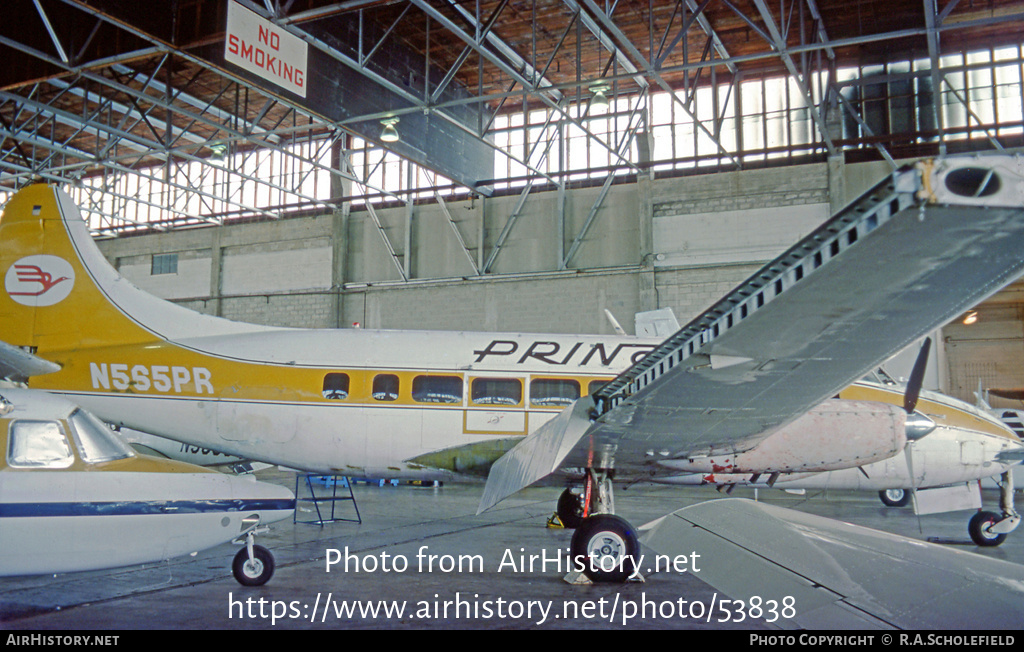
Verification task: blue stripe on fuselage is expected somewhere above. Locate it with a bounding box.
[0,499,295,517]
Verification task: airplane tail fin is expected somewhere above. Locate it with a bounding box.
[0,184,262,363]
[0,183,144,354]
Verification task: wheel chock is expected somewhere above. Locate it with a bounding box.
[546,513,565,529]
[562,569,645,584]
[563,569,590,584]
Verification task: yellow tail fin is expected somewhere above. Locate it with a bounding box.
[1,184,154,355]
[1,184,261,363]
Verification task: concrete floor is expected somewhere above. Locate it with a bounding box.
[2,470,1022,631]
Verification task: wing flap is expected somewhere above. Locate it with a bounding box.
[641,498,1024,629]
[477,398,593,514]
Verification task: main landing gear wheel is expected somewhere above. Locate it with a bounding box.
[232,544,276,586]
[570,514,640,583]
[557,488,585,529]
[879,489,911,507]
[969,511,1008,547]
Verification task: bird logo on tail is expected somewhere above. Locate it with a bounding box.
[4,256,75,307]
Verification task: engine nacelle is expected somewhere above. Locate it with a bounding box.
[659,399,909,474]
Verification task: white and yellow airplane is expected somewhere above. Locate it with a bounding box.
[0,388,294,585]
[655,369,1023,546]
[3,156,1024,622]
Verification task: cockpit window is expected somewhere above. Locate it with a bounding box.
[7,420,74,469]
[68,409,135,463]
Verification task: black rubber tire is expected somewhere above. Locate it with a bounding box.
[570,514,640,583]
[969,511,1008,547]
[557,488,585,529]
[232,544,276,586]
[879,488,911,507]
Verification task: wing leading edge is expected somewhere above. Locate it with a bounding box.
[480,155,1024,510]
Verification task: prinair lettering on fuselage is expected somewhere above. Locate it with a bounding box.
[473,340,656,366]
[89,363,214,395]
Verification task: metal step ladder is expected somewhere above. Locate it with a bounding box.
[293,474,362,526]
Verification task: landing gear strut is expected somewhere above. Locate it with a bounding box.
[969,471,1020,547]
[557,487,585,529]
[567,466,642,583]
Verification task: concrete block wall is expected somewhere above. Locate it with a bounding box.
[96,158,897,336]
[116,248,212,299]
[651,165,831,268]
[341,271,641,335]
[220,292,335,328]
[654,265,762,324]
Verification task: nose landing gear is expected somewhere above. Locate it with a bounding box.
[231,520,276,586]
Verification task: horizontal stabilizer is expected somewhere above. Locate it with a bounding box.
[641,498,1024,629]
[634,307,680,338]
[0,340,60,382]
[477,398,594,514]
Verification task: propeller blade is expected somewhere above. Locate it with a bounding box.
[988,388,1024,401]
[903,337,932,414]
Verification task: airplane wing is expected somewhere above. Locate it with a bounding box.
[640,498,1024,629]
[0,339,60,382]
[480,155,1024,511]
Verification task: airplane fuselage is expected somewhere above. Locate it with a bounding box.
[36,330,657,478]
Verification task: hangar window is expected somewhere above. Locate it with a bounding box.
[151,253,178,275]
[372,374,399,401]
[323,373,350,400]
[412,375,463,404]
[471,378,522,406]
[68,409,135,463]
[530,378,581,407]
[6,420,74,469]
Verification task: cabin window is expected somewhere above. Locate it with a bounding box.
[530,378,581,407]
[68,409,134,463]
[412,375,463,404]
[471,378,522,406]
[6,420,74,469]
[588,380,609,396]
[373,374,399,401]
[322,373,350,400]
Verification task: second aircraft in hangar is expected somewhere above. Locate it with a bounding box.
[0,388,294,585]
